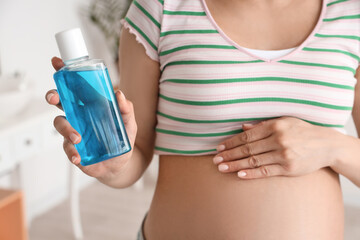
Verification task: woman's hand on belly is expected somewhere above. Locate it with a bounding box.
[212,116,341,179]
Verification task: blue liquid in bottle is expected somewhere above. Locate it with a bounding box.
[54,59,131,166]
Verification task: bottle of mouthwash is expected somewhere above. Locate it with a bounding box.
[53,28,131,166]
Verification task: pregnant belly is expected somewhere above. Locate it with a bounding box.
[144,155,344,240]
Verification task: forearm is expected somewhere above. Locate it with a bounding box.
[97,145,152,188]
[331,133,360,188]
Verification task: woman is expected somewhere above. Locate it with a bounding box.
[46,0,360,239]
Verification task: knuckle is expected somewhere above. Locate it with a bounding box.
[63,141,77,160]
[223,150,233,160]
[272,120,285,131]
[241,143,252,155]
[63,138,70,152]
[260,165,270,177]
[240,130,251,142]
[275,133,287,147]
[248,155,260,168]
[281,149,293,161]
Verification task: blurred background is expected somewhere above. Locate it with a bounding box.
[0,0,359,239]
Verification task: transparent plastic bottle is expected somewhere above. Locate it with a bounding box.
[53,28,131,166]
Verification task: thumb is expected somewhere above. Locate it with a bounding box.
[115,90,137,147]
[115,90,135,125]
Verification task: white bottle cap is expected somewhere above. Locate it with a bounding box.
[55,28,88,62]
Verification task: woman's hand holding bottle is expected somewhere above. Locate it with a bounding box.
[45,57,138,180]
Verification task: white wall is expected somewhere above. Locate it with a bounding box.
[0,0,118,97]
[0,0,118,223]
[0,0,82,95]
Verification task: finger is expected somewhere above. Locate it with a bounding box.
[63,143,90,174]
[53,116,81,144]
[213,134,278,164]
[115,90,135,124]
[63,138,81,165]
[241,117,280,131]
[52,56,64,71]
[237,164,285,179]
[217,150,280,173]
[241,122,256,131]
[217,121,273,152]
[45,89,63,110]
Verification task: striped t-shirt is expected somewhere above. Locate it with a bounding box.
[121,0,360,156]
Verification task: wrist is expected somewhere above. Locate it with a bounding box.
[323,128,348,168]
[96,146,150,189]
[328,129,356,170]
[97,153,133,187]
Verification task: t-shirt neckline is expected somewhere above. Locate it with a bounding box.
[200,0,328,63]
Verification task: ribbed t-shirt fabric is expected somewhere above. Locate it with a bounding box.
[121,0,360,156]
[241,47,297,61]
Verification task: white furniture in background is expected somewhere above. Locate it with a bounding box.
[0,73,32,121]
[0,97,87,239]
[0,97,150,239]
[0,98,55,185]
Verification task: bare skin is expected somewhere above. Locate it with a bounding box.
[46,0,360,239]
[206,0,323,50]
[145,156,343,240]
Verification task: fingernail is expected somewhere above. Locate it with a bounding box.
[120,90,126,100]
[217,145,225,151]
[213,156,223,164]
[238,171,247,177]
[71,156,78,164]
[47,93,54,102]
[243,123,254,128]
[69,133,79,144]
[218,164,229,171]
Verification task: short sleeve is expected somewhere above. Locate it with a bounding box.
[121,0,163,62]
